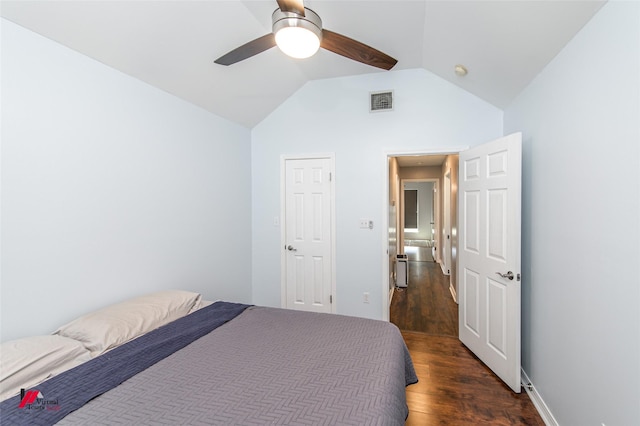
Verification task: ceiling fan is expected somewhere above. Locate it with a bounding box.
[214,0,397,70]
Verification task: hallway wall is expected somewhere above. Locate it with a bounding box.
[442,155,459,298]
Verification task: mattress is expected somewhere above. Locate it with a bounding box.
[3,303,417,425]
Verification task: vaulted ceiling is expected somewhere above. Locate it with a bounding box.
[1,0,605,128]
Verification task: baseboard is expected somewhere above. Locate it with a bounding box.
[449,284,458,303]
[521,368,558,426]
[439,262,450,276]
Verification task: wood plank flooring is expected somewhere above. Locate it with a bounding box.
[403,332,545,425]
[391,255,458,336]
[391,250,544,425]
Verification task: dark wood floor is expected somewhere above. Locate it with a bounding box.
[403,332,545,425]
[391,253,458,336]
[391,250,544,425]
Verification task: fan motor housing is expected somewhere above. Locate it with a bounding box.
[272,7,323,40]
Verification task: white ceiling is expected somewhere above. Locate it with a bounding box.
[1,0,605,128]
[396,154,449,168]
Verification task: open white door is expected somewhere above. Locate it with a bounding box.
[458,132,522,393]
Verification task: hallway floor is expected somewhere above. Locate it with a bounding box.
[390,251,458,336]
[391,250,544,425]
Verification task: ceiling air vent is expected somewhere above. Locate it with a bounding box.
[370,91,394,112]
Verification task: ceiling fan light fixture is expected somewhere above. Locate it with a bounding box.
[215,3,397,70]
[275,25,320,58]
[272,8,322,59]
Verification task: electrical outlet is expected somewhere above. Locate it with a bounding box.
[363,292,370,303]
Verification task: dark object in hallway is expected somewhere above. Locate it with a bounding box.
[391,258,458,336]
[403,331,545,425]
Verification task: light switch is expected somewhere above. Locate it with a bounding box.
[359,219,373,229]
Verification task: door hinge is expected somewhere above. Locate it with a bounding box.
[329,172,332,182]
[330,295,333,304]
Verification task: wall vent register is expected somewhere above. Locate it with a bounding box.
[370,91,393,112]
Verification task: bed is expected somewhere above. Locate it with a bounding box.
[0,290,417,425]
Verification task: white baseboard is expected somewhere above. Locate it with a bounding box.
[439,262,450,276]
[449,284,457,303]
[521,368,558,426]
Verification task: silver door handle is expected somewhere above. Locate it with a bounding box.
[287,245,297,252]
[495,271,514,280]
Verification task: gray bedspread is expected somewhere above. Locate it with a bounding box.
[59,306,417,425]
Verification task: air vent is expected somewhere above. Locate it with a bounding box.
[370,91,393,112]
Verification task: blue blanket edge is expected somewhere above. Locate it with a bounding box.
[0,301,251,426]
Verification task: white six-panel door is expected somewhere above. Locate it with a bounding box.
[283,157,334,313]
[458,133,522,393]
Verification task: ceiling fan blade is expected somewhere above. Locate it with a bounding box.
[321,29,397,70]
[214,33,276,66]
[276,0,305,16]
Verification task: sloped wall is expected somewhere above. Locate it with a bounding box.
[1,20,253,341]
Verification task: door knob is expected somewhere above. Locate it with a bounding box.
[495,271,514,280]
[287,245,297,252]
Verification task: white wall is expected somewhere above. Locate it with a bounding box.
[504,2,640,424]
[252,68,502,319]
[1,20,253,342]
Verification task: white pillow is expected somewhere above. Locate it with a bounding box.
[0,335,91,401]
[54,290,202,356]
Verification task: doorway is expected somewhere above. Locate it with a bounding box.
[384,134,523,392]
[401,179,437,255]
[387,153,459,335]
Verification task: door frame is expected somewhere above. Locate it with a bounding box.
[280,153,337,313]
[399,178,440,257]
[382,148,466,321]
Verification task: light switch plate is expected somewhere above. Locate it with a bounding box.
[359,219,373,229]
